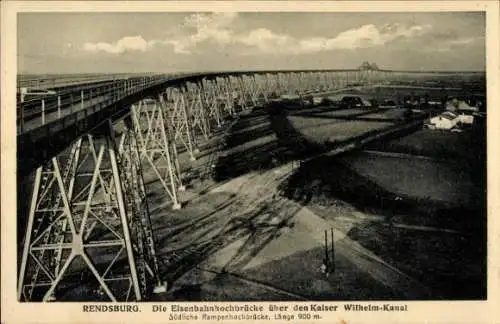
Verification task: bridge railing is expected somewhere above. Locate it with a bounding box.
[19,79,115,109]
[16,72,165,91]
[17,75,166,134]
[18,75,119,91]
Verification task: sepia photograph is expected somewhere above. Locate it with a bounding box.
[2,2,499,323]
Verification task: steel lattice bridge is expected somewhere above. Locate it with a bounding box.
[16,68,483,302]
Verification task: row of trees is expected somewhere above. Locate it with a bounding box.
[358,61,380,71]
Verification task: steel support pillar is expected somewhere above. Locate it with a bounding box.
[17,127,154,302]
[130,98,183,209]
[117,124,167,294]
[164,87,199,161]
[229,76,247,112]
[186,82,211,140]
[217,76,236,116]
[201,79,224,128]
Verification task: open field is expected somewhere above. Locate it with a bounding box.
[361,108,412,120]
[364,85,484,103]
[287,117,394,144]
[313,79,485,110]
[366,127,486,160]
[340,152,482,209]
[308,108,368,117]
[279,152,485,299]
[212,99,412,182]
[316,92,374,103]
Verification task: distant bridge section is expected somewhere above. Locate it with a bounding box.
[17,69,485,175]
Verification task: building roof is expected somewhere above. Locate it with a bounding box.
[457,101,479,111]
[440,111,458,120]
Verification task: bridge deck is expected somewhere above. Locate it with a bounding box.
[21,94,110,133]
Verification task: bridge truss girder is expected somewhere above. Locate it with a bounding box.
[130,97,184,210]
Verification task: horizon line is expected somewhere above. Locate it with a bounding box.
[17,68,486,76]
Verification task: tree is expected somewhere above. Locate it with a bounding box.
[359,61,372,70]
[358,61,380,71]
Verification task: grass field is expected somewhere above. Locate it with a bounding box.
[361,108,411,120]
[287,116,394,144]
[317,81,484,105]
[317,92,373,102]
[364,86,483,102]
[367,127,486,160]
[279,103,486,224]
[278,142,486,299]
[339,152,481,209]
[311,108,368,117]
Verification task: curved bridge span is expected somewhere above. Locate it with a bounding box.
[17,69,482,172]
[17,68,484,302]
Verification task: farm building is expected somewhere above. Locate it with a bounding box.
[444,99,478,125]
[427,111,459,130]
[457,111,475,125]
[446,98,479,113]
[460,101,478,112]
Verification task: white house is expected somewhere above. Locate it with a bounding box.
[457,100,479,112]
[446,98,479,113]
[446,99,478,125]
[457,112,474,125]
[427,111,459,130]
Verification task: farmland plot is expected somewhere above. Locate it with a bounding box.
[340,152,481,209]
[312,108,368,117]
[287,116,394,144]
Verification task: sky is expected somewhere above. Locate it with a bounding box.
[17,12,486,74]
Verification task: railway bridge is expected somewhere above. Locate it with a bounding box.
[16,68,480,302]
